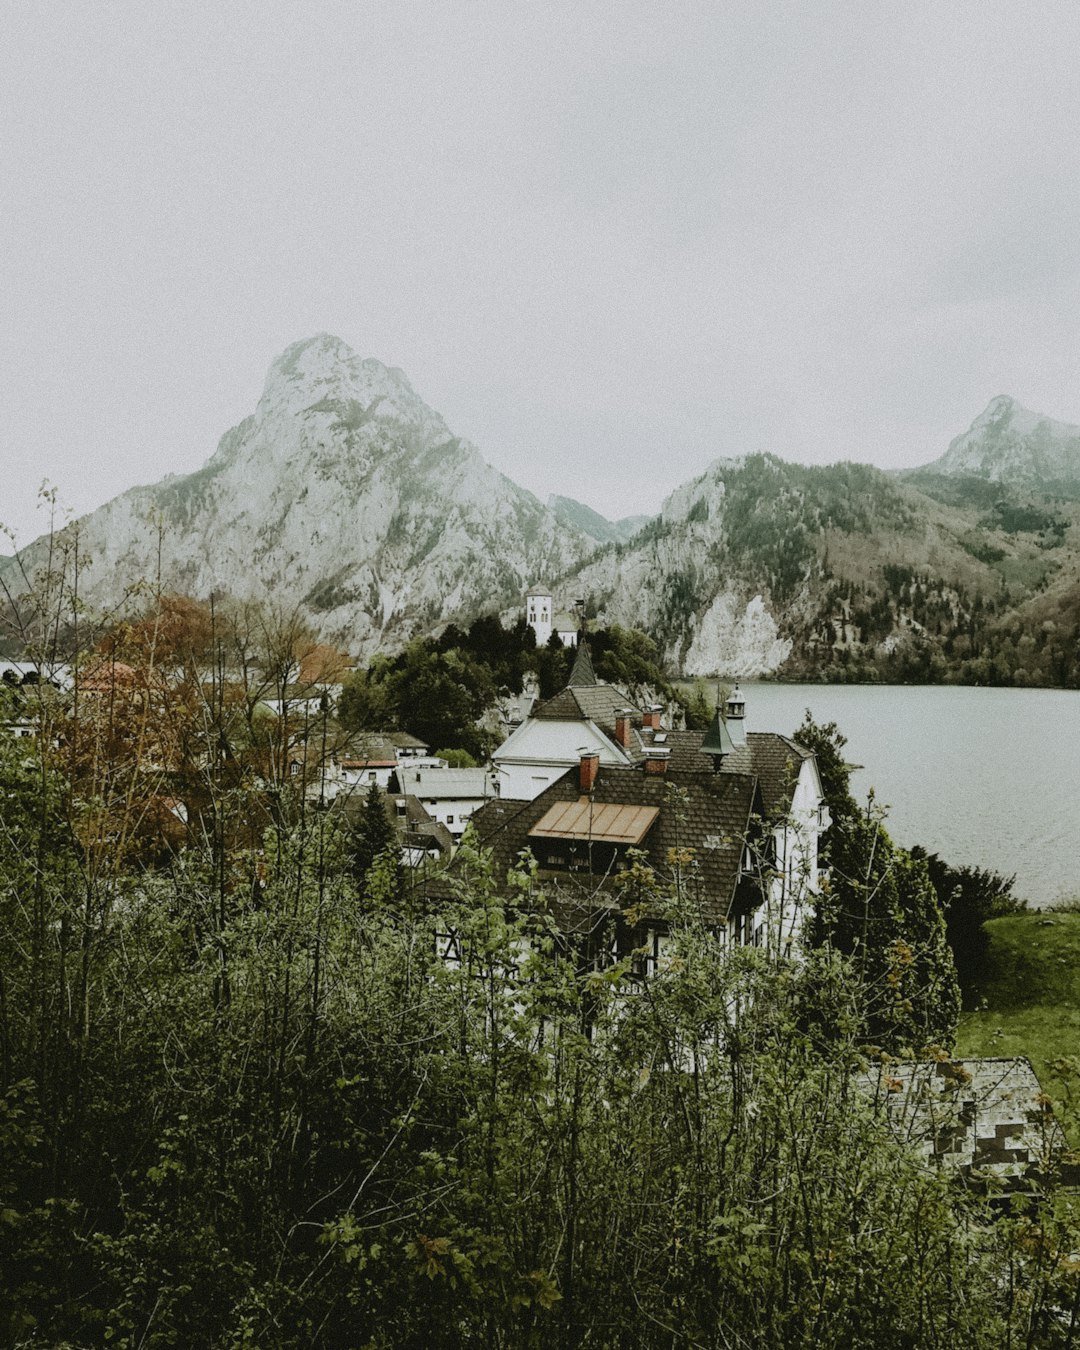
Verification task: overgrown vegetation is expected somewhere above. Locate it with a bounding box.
[795,715,962,1050]
[2,544,1079,1346]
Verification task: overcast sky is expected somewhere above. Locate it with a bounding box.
[4,1,1080,548]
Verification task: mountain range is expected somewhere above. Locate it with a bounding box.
[4,336,1079,685]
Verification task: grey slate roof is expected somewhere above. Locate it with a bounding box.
[531,682,648,761]
[400,767,496,799]
[663,730,811,817]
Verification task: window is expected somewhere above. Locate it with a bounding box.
[446,814,455,825]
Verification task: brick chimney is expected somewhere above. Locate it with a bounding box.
[579,750,600,792]
[642,705,663,732]
[643,747,670,776]
[614,709,633,749]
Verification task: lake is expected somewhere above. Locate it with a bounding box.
[723,683,1079,908]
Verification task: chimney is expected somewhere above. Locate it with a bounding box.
[643,747,670,776]
[579,749,599,793]
[725,683,746,747]
[614,709,633,749]
[642,704,663,732]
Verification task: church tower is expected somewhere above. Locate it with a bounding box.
[526,585,553,646]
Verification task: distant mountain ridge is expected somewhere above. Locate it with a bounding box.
[3,343,1079,686]
[916,395,1080,493]
[2,335,594,657]
[547,495,652,546]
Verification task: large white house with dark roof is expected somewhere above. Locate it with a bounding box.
[491,644,661,799]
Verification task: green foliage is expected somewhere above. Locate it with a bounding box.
[588,623,675,701]
[912,847,1024,1000]
[338,615,676,748]
[0,668,1076,1346]
[436,747,479,768]
[682,678,713,730]
[957,911,1080,1146]
[795,715,961,1051]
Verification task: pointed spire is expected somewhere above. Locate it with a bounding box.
[700,704,736,769]
[567,642,598,688]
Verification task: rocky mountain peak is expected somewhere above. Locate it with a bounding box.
[926,395,1080,487]
[973,394,1017,426]
[2,336,592,660]
[256,333,440,439]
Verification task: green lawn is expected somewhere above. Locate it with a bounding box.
[956,910,1080,1146]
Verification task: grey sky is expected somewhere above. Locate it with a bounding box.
[4,1,1080,548]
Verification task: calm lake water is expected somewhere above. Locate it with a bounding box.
[731,683,1080,908]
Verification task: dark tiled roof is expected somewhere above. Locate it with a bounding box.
[463,764,760,925]
[531,683,647,762]
[663,730,810,817]
[388,730,429,750]
[340,732,399,762]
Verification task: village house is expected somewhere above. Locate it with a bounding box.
[334,788,455,868]
[289,730,447,799]
[393,764,500,841]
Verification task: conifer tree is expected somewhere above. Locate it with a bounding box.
[350,780,398,889]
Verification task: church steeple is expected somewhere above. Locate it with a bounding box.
[567,642,598,688]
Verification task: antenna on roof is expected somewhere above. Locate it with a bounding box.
[575,597,587,644]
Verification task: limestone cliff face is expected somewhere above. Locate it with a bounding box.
[564,457,795,677]
[11,335,592,658]
[8,358,1065,682]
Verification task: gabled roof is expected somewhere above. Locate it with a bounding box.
[338,732,399,762]
[400,767,495,799]
[663,730,811,817]
[387,730,429,750]
[533,682,640,735]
